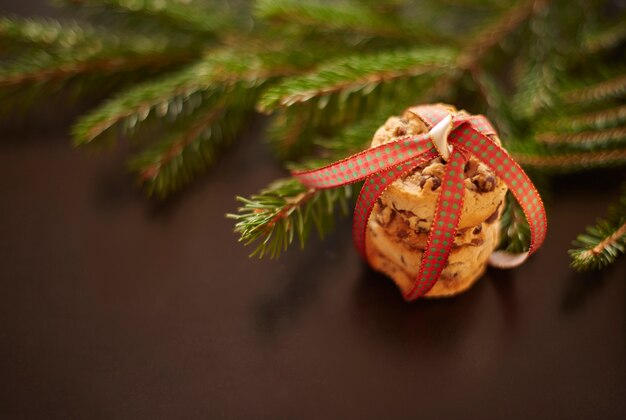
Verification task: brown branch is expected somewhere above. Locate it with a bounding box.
[577,221,626,261]
[263,188,317,232]
[592,221,626,255]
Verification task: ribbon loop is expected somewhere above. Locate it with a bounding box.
[294,133,432,189]
[405,150,468,300]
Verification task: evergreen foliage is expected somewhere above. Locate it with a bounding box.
[1,0,625,269]
[569,185,626,270]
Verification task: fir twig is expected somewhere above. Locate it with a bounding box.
[228,178,353,258]
[72,51,281,146]
[457,0,549,69]
[0,50,191,89]
[540,105,626,132]
[255,0,448,43]
[258,47,457,113]
[512,148,626,170]
[536,127,626,147]
[0,16,95,53]
[259,47,456,158]
[59,0,236,35]
[128,104,250,198]
[563,74,626,105]
[583,19,626,54]
[569,186,626,270]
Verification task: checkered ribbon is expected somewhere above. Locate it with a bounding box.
[292,105,547,300]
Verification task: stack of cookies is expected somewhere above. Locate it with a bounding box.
[365,105,508,297]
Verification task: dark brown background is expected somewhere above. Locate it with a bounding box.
[1,1,626,419]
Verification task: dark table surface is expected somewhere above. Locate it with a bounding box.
[1,2,626,420]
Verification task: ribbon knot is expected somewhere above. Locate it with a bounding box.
[429,112,453,161]
[292,105,547,300]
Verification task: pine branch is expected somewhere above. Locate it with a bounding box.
[265,108,316,160]
[255,0,447,43]
[128,103,251,198]
[569,186,626,270]
[425,0,550,113]
[457,0,550,69]
[258,47,457,113]
[563,73,626,106]
[309,111,389,163]
[512,61,560,120]
[508,0,577,120]
[536,127,626,148]
[0,17,199,106]
[59,0,236,35]
[228,178,353,258]
[0,49,191,89]
[259,47,455,158]
[512,147,626,170]
[72,52,281,146]
[583,18,626,54]
[469,67,517,139]
[231,102,413,258]
[539,105,626,132]
[0,16,97,54]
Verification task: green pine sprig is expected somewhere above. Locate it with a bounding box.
[71,51,275,147]
[227,178,353,258]
[57,0,237,36]
[127,101,252,198]
[569,186,626,270]
[258,47,458,114]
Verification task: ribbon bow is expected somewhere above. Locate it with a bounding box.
[292,105,547,300]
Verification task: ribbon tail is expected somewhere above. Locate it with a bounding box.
[405,150,468,300]
[352,149,439,259]
[293,133,432,189]
[450,126,548,268]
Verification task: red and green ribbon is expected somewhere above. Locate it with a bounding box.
[292,105,547,301]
